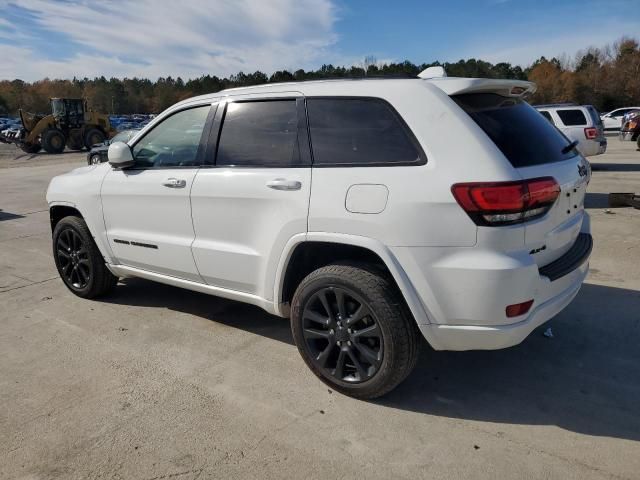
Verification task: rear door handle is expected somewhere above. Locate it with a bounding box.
[267,178,302,191]
[162,178,186,188]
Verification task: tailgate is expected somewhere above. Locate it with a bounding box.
[517,156,590,267]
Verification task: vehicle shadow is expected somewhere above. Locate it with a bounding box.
[101,279,640,442]
[102,277,294,346]
[379,283,640,442]
[584,192,610,209]
[590,163,640,172]
[0,209,26,221]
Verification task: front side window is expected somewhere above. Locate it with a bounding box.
[306,98,422,166]
[216,100,301,167]
[556,109,587,126]
[132,105,210,168]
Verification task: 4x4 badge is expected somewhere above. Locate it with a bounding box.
[578,164,588,177]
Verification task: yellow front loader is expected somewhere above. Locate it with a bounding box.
[0,98,116,154]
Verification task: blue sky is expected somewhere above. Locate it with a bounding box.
[0,0,638,80]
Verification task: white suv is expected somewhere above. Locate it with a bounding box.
[535,104,607,157]
[46,74,593,398]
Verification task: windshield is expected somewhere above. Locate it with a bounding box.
[112,131,132,143]
[51,99,65,116]
[453,93,578,168]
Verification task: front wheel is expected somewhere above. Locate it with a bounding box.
[89,153,102,165]
[52,216,118,298]
[291,264,419,399]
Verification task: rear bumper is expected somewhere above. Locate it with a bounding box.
[391,224,592,351]
[420,264,587,350]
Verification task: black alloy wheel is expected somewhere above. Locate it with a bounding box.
[56,227,91,289]
[301,286,383,383]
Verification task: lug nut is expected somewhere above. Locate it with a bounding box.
[347,341,352,346]
[329,329,334,335]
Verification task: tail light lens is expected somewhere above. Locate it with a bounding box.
[584,127,598,139]
[451,177,560,226]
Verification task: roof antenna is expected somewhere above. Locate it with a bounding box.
[418,66,447,79]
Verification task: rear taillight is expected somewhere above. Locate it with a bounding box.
[584,127,598,139]
[451,177,560,226]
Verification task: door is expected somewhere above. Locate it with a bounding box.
[101,104,213,281]
[190,96,311,300]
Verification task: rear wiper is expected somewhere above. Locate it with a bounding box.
[561,140,579,154]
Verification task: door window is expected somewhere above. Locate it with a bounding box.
[215,100,303,167]
[132,105,210,168]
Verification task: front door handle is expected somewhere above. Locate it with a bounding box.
[162,178,186,188]
[267,178,302,191]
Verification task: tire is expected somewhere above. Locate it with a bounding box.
[52,216,118,298]
[42,129,66,154]
[291,264,419,399]
[66,136,83,150]
[21,142,41,154]
[636,135,640,150]
[89,153,102,165]
[84,128,105,149]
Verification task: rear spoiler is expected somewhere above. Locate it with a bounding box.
[419,69,536,98]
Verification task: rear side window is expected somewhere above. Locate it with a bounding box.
[453,93,578,168]
[556,109,588,126]
[306,98,423,166]
[216,100,302,167]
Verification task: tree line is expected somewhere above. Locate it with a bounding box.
[0,37,637,116]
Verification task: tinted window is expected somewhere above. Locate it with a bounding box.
[557,109,587,126]
[132,106,209,168]
[216,101,301,167]
[453,93,578,168]
[586,106,602,126]
[539,110,555,124]
[306,98,422,166]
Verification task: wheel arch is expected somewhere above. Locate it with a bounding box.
[274,233,432,328]
[50,204,83,232]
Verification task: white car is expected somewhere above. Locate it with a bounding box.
[46,70,592,398]
[601,107,640,131]
[535,104,607,157]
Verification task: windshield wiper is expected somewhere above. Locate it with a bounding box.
[561,140,579,155]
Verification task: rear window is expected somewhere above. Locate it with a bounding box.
[453,93,578,168]
[556,109,587,126]
[585,106,602,126]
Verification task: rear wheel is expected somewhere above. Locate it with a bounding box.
[42,129,66,154]
[53,216,118,298]
[84,128,105,149]
[89,153,102,165]
[291,264,418,399]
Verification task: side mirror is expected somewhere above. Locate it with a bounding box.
[108,141,134,168]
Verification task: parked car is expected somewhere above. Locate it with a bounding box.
[535,104,607,157]
[619,111,640,148]
[87,129,140,165]
[601,107,640,131]
[46,73,592,398]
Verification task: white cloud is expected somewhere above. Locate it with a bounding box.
[460,20,639,67]
[0,0,338,80]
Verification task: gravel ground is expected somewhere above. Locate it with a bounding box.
[0,139,639,479]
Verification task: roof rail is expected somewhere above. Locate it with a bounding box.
[533,102,578,108]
